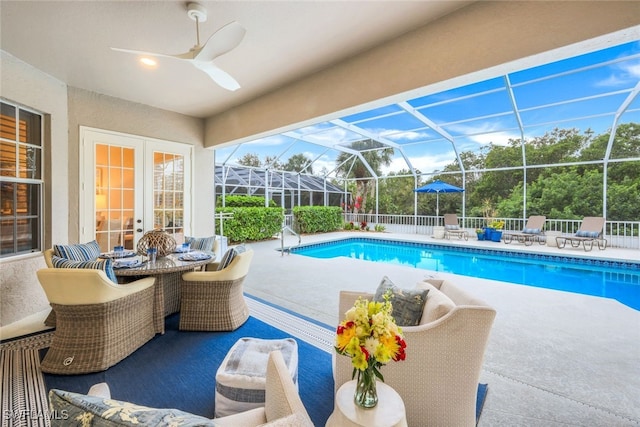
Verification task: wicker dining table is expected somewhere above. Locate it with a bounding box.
[113,252,215,334]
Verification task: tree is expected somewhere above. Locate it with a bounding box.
[283,153,313,174]
[237,153,261,167]
[334,140,394,214]
[377,171,417,215]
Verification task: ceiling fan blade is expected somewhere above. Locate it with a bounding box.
[194,21,246,62]
[111,47,195,60]
[193,62,241,91]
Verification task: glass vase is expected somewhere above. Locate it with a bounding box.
[354,366,378,408]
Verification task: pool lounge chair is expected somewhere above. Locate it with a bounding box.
[556,216,607,251]
[443,214,469,240]
[503,215,547,246]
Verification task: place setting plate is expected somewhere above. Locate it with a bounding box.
[99,251,136,259]
[178,251,212,261]
[112,257,143,269]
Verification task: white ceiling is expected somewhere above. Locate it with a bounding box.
[0,0,473,118]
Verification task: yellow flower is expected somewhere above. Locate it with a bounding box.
[351,347,369,371]
[335,322,356,351]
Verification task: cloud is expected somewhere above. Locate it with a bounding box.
[594,57,640,88]
[381,151,454,176]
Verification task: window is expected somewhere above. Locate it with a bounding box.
[0,100,43,257]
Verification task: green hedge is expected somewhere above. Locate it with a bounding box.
[219,195,276,208]
[293,206,343,233]
[215,207,284,243]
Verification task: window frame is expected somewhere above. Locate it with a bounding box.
[0,99,44,258]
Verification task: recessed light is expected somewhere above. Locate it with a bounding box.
[140,57,157,67]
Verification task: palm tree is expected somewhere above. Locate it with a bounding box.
[335,139,394,214]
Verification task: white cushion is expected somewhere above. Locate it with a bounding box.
[415,281,456,324]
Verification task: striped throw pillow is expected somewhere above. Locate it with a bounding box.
[185,236,216,251]
[51,255,117,283]
[217,248,238,271]
[53,240,101,261]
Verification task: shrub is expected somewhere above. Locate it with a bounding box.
[293,206,343,233]
[219,195,277,208]
[215,206,283,242]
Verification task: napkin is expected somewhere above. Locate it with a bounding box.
[113,258,142,268]
[179,252,212,261]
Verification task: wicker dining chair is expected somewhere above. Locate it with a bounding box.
[179,248,254,331]
[36,268,156,374]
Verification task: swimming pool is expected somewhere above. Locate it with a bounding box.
[291,237,640,310]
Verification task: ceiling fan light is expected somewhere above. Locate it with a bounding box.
[140,57,157,67]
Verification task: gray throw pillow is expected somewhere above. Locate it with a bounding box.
[374,276,429,326]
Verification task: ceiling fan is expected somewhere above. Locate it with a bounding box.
[112,2,245,91]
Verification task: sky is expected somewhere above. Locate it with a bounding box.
[215,40,640,178]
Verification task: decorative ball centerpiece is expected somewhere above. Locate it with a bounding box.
[136,230,176,257]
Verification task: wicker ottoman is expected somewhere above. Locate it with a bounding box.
[214,337,298,417]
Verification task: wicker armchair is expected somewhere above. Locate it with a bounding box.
[179,248,254,331]
[333,279,496,427]
[36,268,156,374]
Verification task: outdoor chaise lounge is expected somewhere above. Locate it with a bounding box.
[443,213,469,240]
[503,215,547,246]
[556,216,607,251]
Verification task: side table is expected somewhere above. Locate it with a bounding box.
[325,380,407,427]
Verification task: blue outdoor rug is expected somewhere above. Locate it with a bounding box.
[40,296,488,425]
[42,313,335,426]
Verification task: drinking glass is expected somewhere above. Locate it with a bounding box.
[146,247,157,263]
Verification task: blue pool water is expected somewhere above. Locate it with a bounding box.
[292,237,640,310]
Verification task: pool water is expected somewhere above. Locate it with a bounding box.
[292,237,640,310]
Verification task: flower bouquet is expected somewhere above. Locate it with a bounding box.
[335,292,406,408]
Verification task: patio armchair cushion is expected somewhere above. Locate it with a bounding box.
[523,228,541,234]
[53,240,101,261]
[374,276,429,326]
[445,224,459,230]
[51,255,117,283]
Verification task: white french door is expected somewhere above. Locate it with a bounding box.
[80,127,192,252]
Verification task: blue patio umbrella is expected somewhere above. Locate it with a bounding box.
[414,180,464,216]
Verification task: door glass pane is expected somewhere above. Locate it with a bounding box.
[95,144,136,252]
[153,151,184,240]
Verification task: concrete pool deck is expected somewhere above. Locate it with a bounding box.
[244,231,640,426]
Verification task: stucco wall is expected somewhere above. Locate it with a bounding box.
[67,88,213,242]
[0,51,69,326]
